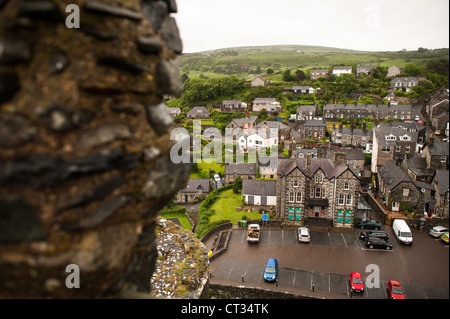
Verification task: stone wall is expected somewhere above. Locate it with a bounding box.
[0,0,191,298]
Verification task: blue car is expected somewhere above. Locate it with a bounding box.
[263,258,279,282]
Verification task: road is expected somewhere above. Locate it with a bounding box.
[210,226,449,299]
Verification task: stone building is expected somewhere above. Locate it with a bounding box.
[421,141,449,171]
[330,124,372,149]
[371,125,418,173]
[323,103,414,121]
[0,0,201,298]
[175,179,211,203]
[276,155,360,227]
[224,163,257,184]
[433,170,449,218]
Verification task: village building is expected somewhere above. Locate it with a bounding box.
[276,154,360,227]
[252,97,282,113]
[296,104,318,121]
[175,179,210,203]
[356,65,376,77]
[433,170,449,217]
[310,69,329,80]
[371,125,418,173]
[387,65,401,77]
[221,99,248,112]
[283,86,315,95]
[332,66,352,76]
[224,163,257,184]
[166,107,181,117]
[242,179,277,208]
[421,141,449,171]
[323,103,414,121]
[186,106,211,119]
[390,77,427,92]
[330,124,373,150]
[251,75,267,88]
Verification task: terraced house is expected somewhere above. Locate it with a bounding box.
[323,103,414,121]
[276,154,360,228]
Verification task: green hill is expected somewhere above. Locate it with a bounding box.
[178,45,449,79]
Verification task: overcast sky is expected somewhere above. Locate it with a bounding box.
[175,0,449,53]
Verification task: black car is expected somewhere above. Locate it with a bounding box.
[357,220,381,230]
[359,230,389,240]
[365,237,393,250]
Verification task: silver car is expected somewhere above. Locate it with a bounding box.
[298,227,311,243]
[429,226,449,238]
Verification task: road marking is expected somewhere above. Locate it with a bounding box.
[341,233,348,247]
[327,232,333,246]
[226,260,236,280]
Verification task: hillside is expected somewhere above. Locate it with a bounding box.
[177,45,449,79]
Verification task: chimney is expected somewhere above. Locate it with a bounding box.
[339,123,343,132]
[306,153,311,175]
[246,110,249,118]
[334,151,347,164]
[317,143,327,159]
[362,121,366,132]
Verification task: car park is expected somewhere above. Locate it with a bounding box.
[365,237,393,250]
[297,227,311,243]
[349,272,364,293]
[357,220,381,230]
[429,226,449,238]
[387,280,406,299]
[359,230,389,241]
[441,233,449,244]
[263,258,279,282]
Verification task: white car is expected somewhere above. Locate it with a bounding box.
[297,227,311,243]
[429,226,449,238]
[414,115,420,121]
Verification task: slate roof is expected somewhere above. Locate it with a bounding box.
[225,163,257,176]
[242,179,277,196]
[277,158,359,180]
[304,120,327,127]
[323,103,413,112]
[374,126,418,145]
[187,106,210,117]
[227,116,258,127]
[327,148,365,161]
[255,121,289,130]
[406,154,434,178]
[332,127,372,137]
[435,170,449,195]
[378,160,412,190]
[180,179,210,193]
[426,142,449,156]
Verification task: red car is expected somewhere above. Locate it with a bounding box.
[349,272,364,293]
[387,280,406,299]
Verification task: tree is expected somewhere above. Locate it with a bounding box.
[295,70,306,83]
[403,63,421,77]
[267,68,274,74]
[233,176,243,193]
[282,69,294,82]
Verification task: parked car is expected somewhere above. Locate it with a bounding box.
[349,272,364,293]
[414,115,420,122]
[441,233,449,244]
[297,227,311,243]
[435,129,441,135]
[387,280,406,299]
[429,226,449,238]
[442,137,449,142]
[357,220,381,230]
[359,230,389,241]
[392,219,413,245]
[263,258,279,282]
[365,237,393,250]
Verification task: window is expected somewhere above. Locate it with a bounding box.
[344,182,349,190]
[289,192,295,202]
[396,145,401,153]
[296,192,302,203]
[338,194,345,205]
[315,188,321,198]
[310,188,314,197]
[441,156,447,163]
[386,135,396,141]
[382,146,391,153]
[314,176,319,183]
[293,180,299,187]
[346,194,352,205]
[322,188,326,198]
[403,188,409,197]
[405,146,410,153]
[320,176,324,183]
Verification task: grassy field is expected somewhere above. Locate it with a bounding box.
[178,45,448,79]
[159,211,192,230]
[209,189,262,225]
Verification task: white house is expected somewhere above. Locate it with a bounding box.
[332,66,352,76]
[239,131,278,151]
[242,179,277,206]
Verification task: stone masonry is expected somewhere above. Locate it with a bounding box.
[0,0,193,298]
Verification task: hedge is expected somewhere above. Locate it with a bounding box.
[195,184,233,238]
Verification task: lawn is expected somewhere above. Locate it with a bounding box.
[209,189,262,225]
[159,212,192,230]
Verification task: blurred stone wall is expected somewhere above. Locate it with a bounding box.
[0,0,191,298]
